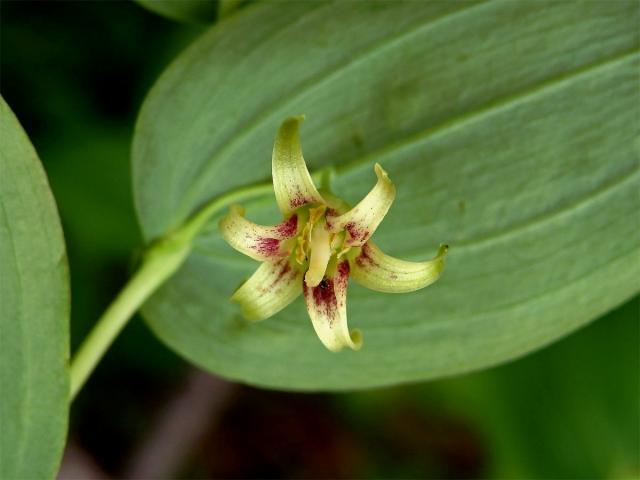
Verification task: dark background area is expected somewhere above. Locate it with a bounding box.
[2,1,638,478]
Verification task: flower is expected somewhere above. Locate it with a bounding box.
[219,116,448,352]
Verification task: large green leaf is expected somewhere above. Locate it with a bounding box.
[343,296,640,478]
[0,98,69,477]
[134,0,217,24]
[442,296,640,478]
[132,1,640,390]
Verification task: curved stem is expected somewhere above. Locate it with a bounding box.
[69,181,272,400]
[69,243,188,400]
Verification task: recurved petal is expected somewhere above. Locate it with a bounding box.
[219,205,298,261]
[351,241,448,293]
[231,258,303,321]
[272,116,325,215]
[303,261,362,352]
[326,163,395,246]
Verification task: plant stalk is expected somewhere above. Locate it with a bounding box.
[69,182,273,400]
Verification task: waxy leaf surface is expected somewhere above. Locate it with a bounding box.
[135,0,218,24]
[133,1,640,389]
[0,97,69,477]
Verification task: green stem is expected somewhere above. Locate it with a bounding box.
[69,181,272,400]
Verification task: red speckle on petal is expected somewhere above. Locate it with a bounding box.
[260,260,295,295]
[277,261,291,280]
[291,196,307,208]
[313,278,338,322]
[255,237,280,256]
[355,243,377,268]
[290,189,311,208]
[304,263,350,325]
[345,222,369,243]
[276,215,298,237]
[337,261,350,284]
[325,209,337,229]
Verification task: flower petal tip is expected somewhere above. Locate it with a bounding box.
[229,291,260,322]
[272,116,325,215]
[230,203,245,214]
[323,328,363,352]
[373,162,390,180]
[349,329,363,351]
[325,162,395,246]
[280,115,306,131]
[350,241,448,294]
[436,243,449,262]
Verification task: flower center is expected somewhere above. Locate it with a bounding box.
[292,205,350,287]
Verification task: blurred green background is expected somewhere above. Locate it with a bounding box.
[2,2,638,478]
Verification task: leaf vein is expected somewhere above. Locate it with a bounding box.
[337,48,640,177]
[177,0,493,217]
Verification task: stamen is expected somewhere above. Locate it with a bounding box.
[295,236,307,265]
[304,221,332,287]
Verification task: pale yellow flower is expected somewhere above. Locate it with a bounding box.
[220,116,447,351]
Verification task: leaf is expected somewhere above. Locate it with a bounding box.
[343,296,640,478]
[431,296,640,478]
[0,98,70,477]
[132,1,640,390]
[134,0,218,24]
